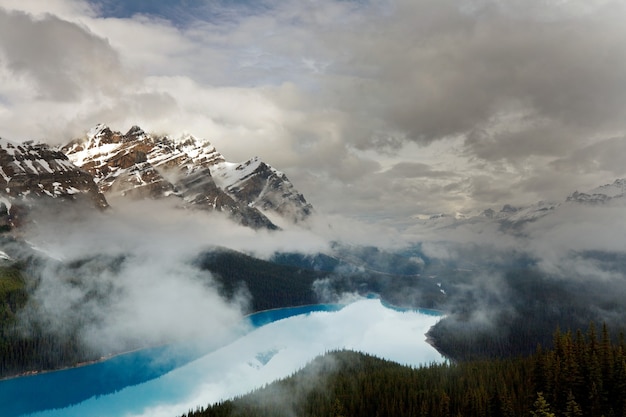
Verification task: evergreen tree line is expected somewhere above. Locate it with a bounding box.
[193,249,324,311]
[182,324,626,417]
[429,268,626,361]
[0,264,99,378]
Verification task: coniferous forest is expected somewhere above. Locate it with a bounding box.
[183,324,626,417]
[0,261,102,377]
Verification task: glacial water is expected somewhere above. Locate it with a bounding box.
[0,299,444,417]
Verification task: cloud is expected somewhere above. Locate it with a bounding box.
[383,162,456,180]
[2,0,626,224]
[26,253,245,354]
[13,197,328,355]
[0,8,125,102]
[405,192,626,304]
[14,194,420,353]
[17,200,254,353]
[0,0,94,19]
[524,201,626,278]
[550,136,626,177]
[10,196,428,358]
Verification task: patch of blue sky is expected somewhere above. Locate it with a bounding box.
[87,0,271,26]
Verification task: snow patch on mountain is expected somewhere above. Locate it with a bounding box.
[592,178,626,197]
[567,178,626,204]
[0,137,107,205]
[211,159,262,190]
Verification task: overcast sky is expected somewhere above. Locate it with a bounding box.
[1,0,626,227]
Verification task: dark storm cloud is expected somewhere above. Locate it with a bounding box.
[550,136,626,176]
[467,175,516,204]
[465,122,579,163]
[383,162,455,179]
[0,7,124,101]
[318,0,626,151]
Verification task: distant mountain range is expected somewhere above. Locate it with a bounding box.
[0,124,313,230]
[418,178,626,233]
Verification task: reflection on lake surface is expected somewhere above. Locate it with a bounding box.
[0,299,444,417]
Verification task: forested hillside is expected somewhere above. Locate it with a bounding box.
[194,249,324,311]
[183,324,626,417]
[0,258,105,377]
[428,265,626,361]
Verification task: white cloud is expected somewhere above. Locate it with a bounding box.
[0,0,95,19]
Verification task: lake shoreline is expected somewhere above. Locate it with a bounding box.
[0,347,146,381]
[1,299,446,382]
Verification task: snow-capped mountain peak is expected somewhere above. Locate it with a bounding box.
[0,137,108,228]
[566,178,626,204]
[211,156,312,224]
[587,178,626,198]
[63,125,313,229]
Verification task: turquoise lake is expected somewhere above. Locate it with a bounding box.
[0,299,444,417]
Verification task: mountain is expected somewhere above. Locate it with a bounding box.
[62,124,313,229]
[419,178,626,233]
[566,178,626,204]
[211,157,313,226]
[0,137,108,228]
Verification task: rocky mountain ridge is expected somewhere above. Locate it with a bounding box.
[0,124,313,230]
[566,178,626,204]
[62,124,313,229]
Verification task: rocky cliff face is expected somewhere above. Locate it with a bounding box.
[63,124,313,230]
[212,157,313,225]
[0,137,108,228]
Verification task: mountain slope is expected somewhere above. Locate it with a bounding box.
[419,178,626,233]
[212,157,313,225]
[566,178,626,204]
[0,137,108,228]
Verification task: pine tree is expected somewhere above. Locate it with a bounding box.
[564,390,583,417]
[530,392,555,417]
[331,398,345,417]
